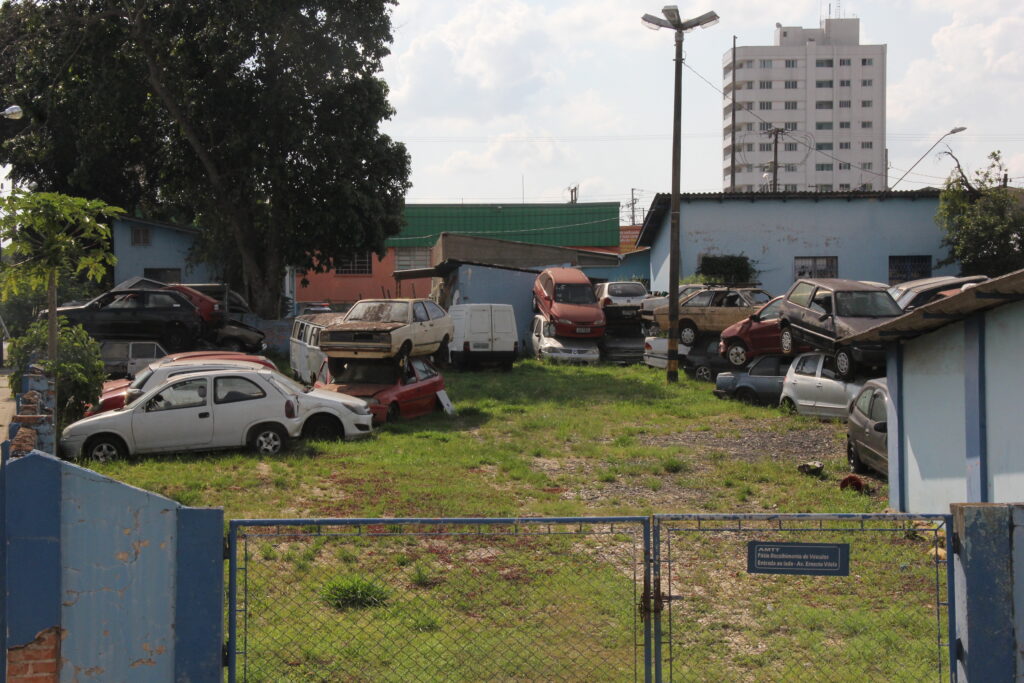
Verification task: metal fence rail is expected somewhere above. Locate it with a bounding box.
[228,517,649,682]
[654,513,954,682]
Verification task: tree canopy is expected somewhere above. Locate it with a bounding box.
[0,0,412,317]
[936,151,1024,277]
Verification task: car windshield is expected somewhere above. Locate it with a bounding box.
[130,367,155,390]
[267,372,311,395]
[607,283,647,297]
[346,301,410,323]
[835,291,902,317]
[333,360,398,385]
[554,284,597,304]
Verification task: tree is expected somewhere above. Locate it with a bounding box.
[936,151,1024,276]
[0,192,122,361]
[0,1,412,318]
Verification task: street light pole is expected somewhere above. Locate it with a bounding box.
[890,126,966,190]
[642,7,718,383]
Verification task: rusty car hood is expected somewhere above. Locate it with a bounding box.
[326,321,407,333]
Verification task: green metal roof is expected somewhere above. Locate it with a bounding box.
[385,202,620,249]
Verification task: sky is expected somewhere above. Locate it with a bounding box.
[380,0,1024,221]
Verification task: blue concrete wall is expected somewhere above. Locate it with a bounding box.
[647,195,953,296]
[449,264,539,350]
[580,250,652,287]
[4,453,223,681]
[112,218,215,284]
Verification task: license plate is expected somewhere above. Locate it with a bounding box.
[576,327,591,334]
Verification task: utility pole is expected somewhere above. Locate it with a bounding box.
[730,35,737,192]
[765,127,785,192]
[630,188,638,224]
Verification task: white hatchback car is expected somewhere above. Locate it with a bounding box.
[61,368,373,460]
[528,315,599,364]
[779,352,864,420]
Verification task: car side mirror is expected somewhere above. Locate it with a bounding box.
[749,313,760,322]
[818,312,831,321]
[125,388,143,405]
[873,421,888,433]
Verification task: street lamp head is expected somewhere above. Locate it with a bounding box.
[662,5,681,25]
[679,10,720,32]
[2,105,23,120]
[641,13,673,30]
[949,126,967,135]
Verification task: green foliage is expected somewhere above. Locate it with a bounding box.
[0,270,105,338]
[697,254,759,285]
[320,576,390,610]
[936,151,1024,276]
[0,1,411,318]
[8,318,106,428]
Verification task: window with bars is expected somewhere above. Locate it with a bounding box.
[839,58,851,66]
[795,256,838,279]
[839,79,851,87]
[839,142,851,150]
[861,100,873,107]
[862,58,874,66]
[839,121,851,129]
[861,141,873,149]
[759,80,772,89]
[131,226,151,247]
[784,122,798,131]
[785,59,798,68]
[839,162,851,169]
[759,101,773,110]
[784,101,798,110]
[334,252,372,275]
[784,142,798,151]
[889,255,932,284]
[395,247,431,271]
[760,122,773,131]
[784,80,798,89]
[760,59,773,68]
[862,79,873,86]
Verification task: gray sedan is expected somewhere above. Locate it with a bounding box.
[713,355,793,405]
[847,378,889,476]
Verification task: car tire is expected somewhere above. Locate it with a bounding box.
[387,402,400,423]
[679,322,698,346]
[779,325,794,355]
[398,340,413,359]
[780,397,797,414]
[694,365,713,382]
[725,341,748,367]
[249,424,286,455]
[163,323,189,351]
[303,414,343,441]
[735,387,758,405]
[84,434,127,462]
[847,438,869,474]
[835,348,856,380]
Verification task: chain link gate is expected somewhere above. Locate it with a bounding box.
[226,517,649,682]
[652,514,956,682]
[225,514,955,681]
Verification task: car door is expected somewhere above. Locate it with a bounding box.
[788,354,820,412]
[406,358,441,417]
[426,301,452,346]
[127,342,164,377]
[849,386,873,454]
[747,356,785,403]
[805,289,837,348]
[211,375,273,448]
[411,302,433,353]
[814,355,849,417]
[131,377,213,452]
[748,299,784,353]
[862,389,889,471]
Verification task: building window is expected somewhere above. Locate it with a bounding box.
[334,252,372,275]
[785,59,798,68]
[143,267,181,282]
[795,256,838,279]
[759,121,772,131]
[861,100,873,107]
[759,101,773,110]
[862,58,874,66]
[862,162,874,170]
[784,101,798,110]
[740,102,753,110]
[862,183,873,190]
[816,184,834,192]
[783,184,798,191]
[815,163,833,171]
[839,79,851,87]
[861,121,873,128]
[839,142,851,150]
[889,255,932,283]
[759,143,773,152]
[784,142,798,151]
[784,80,798,89]
[839,183,851,191]
[744,143,754,152]
[839,121,851,129]
[784,164,797,172]
[759,80,772,89]
[816,142,833,150]
[816,80,833,88]
[815,121,833,130]
[839,100,851,108]
[395,247,431,271]
[862,79,873,86]
[839,162,851,170]
[839,58,851,66]
[861,141,873,149]
[131,226,151,247]
[816,59,834,67]
[815,101,833,109]
[760,59,773,68]
[784,121,798,131]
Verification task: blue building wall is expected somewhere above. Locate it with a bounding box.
[647,194,953,297]
[112,217,215,284]
[580,250,652,287]
[448,264,539,349]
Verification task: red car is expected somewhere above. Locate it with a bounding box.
[163,284,223,325]
[87,352,278,416]
[718,296,809,368]
[315,357,445,424]
[532,268,605,339]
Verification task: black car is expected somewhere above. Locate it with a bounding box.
[55,289,202,350]
[713,354,794,405]
[777,279,902,380]
[682,335,733,382]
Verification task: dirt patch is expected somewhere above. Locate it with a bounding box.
[641,417,844,461]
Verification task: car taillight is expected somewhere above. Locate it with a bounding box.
[602,297,611,306]
[214,303,222,311]
[644,342,652,351]
[285,400,295,418]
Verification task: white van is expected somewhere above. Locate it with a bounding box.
[289,313,342,383]
[448,304,518,370]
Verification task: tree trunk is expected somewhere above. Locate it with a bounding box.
[47,268,57,362]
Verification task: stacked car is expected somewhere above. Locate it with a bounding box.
[529,268,605,364]
[594,281,648,364]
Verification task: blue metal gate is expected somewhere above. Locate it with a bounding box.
[225,514,955,681]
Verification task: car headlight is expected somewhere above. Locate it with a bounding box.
[366,398,380,407]
[555,318,573,325]
[345,401,371,416]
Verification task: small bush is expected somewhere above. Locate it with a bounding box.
[662,457,689,474]
[410,563,438,588]
[320,576,389,610]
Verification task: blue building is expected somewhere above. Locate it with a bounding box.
[111,216,215,284]
[636,189,955,297]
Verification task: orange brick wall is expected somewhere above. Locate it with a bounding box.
[294,250,431,307]
[7,627,62,682]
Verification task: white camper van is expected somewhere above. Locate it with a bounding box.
[448,304,518,370]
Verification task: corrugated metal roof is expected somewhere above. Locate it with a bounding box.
[386,202,620,249]
[841,268,1024,345]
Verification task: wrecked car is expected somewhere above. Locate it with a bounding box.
[315,356,446,424]
[653,287,771,345]
[320,299,453,360]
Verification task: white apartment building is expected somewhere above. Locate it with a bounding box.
[722,18,886,193]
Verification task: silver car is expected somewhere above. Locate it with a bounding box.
[847,378,889,476]
[779,352,863,420]
[528,315,599,364]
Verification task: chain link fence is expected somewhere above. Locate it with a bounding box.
[655,514,953,682]
[228,517,648,682]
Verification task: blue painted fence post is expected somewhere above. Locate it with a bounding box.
[951,503,1021,681]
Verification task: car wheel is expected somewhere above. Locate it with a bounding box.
[735,387,758,405]
[779,326,794,355]
[694,365,713,382]
[835,348,856,380]
[303,414,342,441]
[780,397,797,414]
[387,402,400,423]
[84,435,127,462]
[847,438,869,474]
[249,424,286,455]
[220,337,245,352]
[679,322,698,346]
[433,336,450,367]
[163,323,189,351]
[398,340,413,359]
[725,341,748,367]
